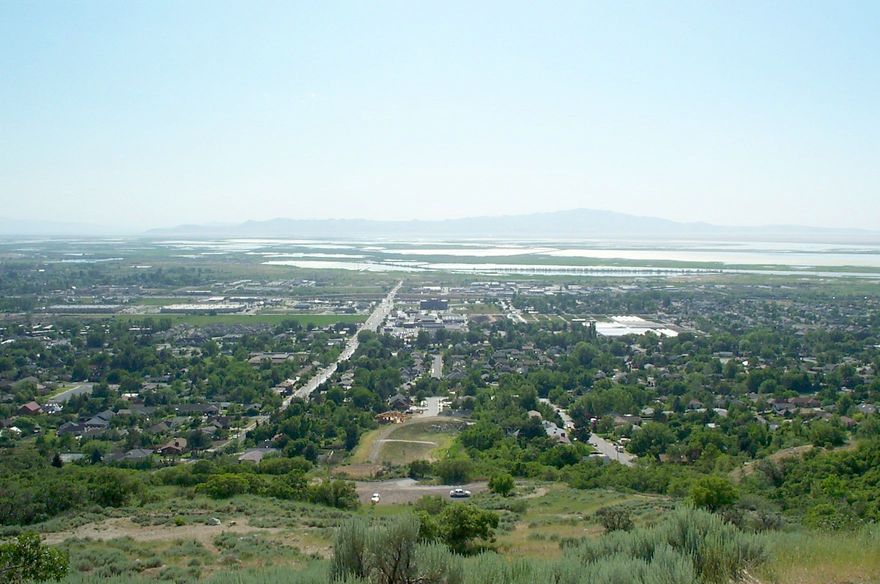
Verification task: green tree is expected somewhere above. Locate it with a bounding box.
[488,473,515,497]
[433,504,499,553]
[434,459,472,484]
[0,532,68,583]
[690,476,739,512]
[628,422,676,459]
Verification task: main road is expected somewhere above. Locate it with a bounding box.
[284,281,401,406]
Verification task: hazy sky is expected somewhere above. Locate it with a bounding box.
[1,1,878,230]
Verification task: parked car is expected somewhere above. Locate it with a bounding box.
[449,487,471,498]
[370,492,381,504]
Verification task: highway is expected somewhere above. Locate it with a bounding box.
[284,281,401,406]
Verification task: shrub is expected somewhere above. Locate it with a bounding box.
[488,474,515,497]
[595,506,634,533]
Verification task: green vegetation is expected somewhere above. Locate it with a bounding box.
[1,240,880,582]
[0,533,69,583]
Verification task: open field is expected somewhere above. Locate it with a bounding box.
[349,418,463,466]
[495,484,673,557]
[133,297,193,306]
[756,527,880,584]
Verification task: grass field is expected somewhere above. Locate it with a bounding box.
[495,484,673,557]
[376,422,458,465]
[133,297,193,306]
[350,419,462,466]
[756,527,880,584]
[458,302,501,315]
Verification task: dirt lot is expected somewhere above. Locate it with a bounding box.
[43,516,284,552]
[354,478,488,505]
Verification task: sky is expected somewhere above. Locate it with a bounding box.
[1,1,878,231]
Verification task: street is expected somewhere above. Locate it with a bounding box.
[539,398,636,467]
[286,281,401,405]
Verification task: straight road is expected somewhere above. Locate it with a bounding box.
[431,355,443,379]
[588,432,636,466]
[47,382,94,404]
[418,396,445,418]
[285,281,401,405]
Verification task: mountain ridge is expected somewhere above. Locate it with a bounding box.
[142,209,879,244]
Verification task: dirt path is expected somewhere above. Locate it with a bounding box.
[364,416,459,464]
[522,486,550,499]
[366,424,400,462]
[43,516,283,552]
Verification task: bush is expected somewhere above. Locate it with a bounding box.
[689,476,738,512]
[564,506,766,584]
[488,474,515,497]
[434,459,473,485]
[198,474,251,499]
[595,506,634,533]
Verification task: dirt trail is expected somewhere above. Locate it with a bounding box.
[43,516,283,552]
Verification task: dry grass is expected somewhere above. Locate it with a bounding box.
[756,527,880,584]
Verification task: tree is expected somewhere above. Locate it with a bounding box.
[488,473,515,497]
[408,460,432,480]
[627,422,676,459]
[434,459,472,484]
[595,506,634,532]
[0,532,68,583]
[690,476,738,512]
[435,504,499,553]
[50,453,62,469]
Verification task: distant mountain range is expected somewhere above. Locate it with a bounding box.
[2,210,877,243]
[143,209,879,243]
[0,217,129,237]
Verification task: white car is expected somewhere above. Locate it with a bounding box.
[370,493,381,504]
[449,488,471,498]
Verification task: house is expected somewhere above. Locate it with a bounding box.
[84,410,115,429]
[17,401,42,416]
[158,438,188,456]
[543,421,570,444]
[790,396,820,408]
[209,416,232,430]
[148,421,171,434]
[772,402,797,415]
[376,411,408,424]
[122,448,154,461]
[58,421,86,436]
[238,447,278,464]
[613,414,643,427]
[387,393,412,412]
[174,404,220,416]
[857,403,877,415]
[59,453,85,464]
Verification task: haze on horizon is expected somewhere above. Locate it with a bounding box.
[1,1,878,232]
